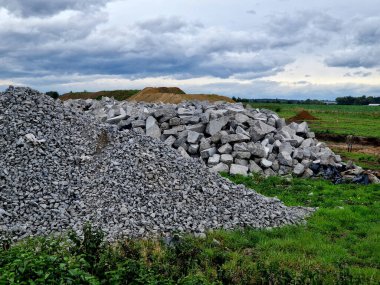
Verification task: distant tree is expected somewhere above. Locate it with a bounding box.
[335,95,379,105]
[45,91,59,99]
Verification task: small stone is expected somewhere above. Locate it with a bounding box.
[208,154,221,166]
[261,158,273,168]
[221,154,233,165]
[278,152,293,166]
[218,143,232,154]
[187,130,202,144]
[293,163,305,176]
[210,163,229,173]
[230,164,249,176]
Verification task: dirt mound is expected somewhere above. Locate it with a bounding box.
[129,87,235,104]
[60,90,140,101]
[137,87,186,96]
[288,110,318,122]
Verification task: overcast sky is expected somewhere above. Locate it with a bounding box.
[1,0,379,99]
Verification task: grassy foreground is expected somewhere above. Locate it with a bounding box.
[249,103,380,138]
[1,176,379,284]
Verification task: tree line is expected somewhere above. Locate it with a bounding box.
[233,95,380,105]
[335,95,380,105]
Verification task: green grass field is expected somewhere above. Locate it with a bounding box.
[1,176,379,284]
[249,103,380,138]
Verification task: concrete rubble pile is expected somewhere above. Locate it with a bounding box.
[64,97,379,183]
[0,87,314,241]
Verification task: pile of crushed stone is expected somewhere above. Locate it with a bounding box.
[0,87,313,241]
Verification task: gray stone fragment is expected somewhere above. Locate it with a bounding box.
[248,142,266,158]
[177,107,194,116]
[230,164,249,176]
[146,116,161,139]
[160,122,169,130]
[234,142,248,152]
[301,159,312,168]
[307,132,315,138]
[264,168,276,177]
[218,143,232,154]
[169,117,181,126]
[249,121,276,141]
[271,160,280,171]
[235,113,250,123]
[201,147,217,159]
[187,131,202,144]
[293,163,305,176]
[235,151,251,159]
[261,158,273,168]
[210,132,222,143]
[199,138,212,152]
[279,165,292,175]
[186,123,206,133]
[234,159,249,166]
[301,138,314,148]
[249,160,263,174]
[131,120,145,128]
[164,136,176,146]
[173,136,187,148]
[178,146,190,158]
[220,154,233,165]
[181,116,200,125]
[276,118,286,129]
[267,117,276,127]
[235,126,250,136]
[292,149,304,160]
[206,116,229,136]
[279,142,293,154]
[163,128,178,136]
[188,144,199,154]
[303,168,314,178]
[278,152,293,166]
[221,134,250,144]
[200,112,210,123]
[210,163,229,173]
[208,154,221,166]
[296,122,309,134]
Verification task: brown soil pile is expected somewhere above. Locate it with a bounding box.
[128,87,235,104]
[60,90,140,101]
[137,87,186,96]
[288,110,318,122]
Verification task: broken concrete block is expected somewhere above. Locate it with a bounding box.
[230,164,249,176]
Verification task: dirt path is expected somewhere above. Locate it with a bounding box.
[324,142,380,156]
[316,133,380,146]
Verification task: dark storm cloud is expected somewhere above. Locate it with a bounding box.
[325,47,380,68]
[0,5,374,88]
[137,17,195,33]
[0,13,297,80]
[344,71,372,77]
[325,17,380,68]
[0,0,112,17]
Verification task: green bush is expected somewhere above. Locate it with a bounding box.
[45,91,59,99]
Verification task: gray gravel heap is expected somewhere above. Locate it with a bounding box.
[64,96,361,179]
[0,87,313,241]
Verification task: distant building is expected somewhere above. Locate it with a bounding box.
[323,100,337,105]
[368,104,380,106]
